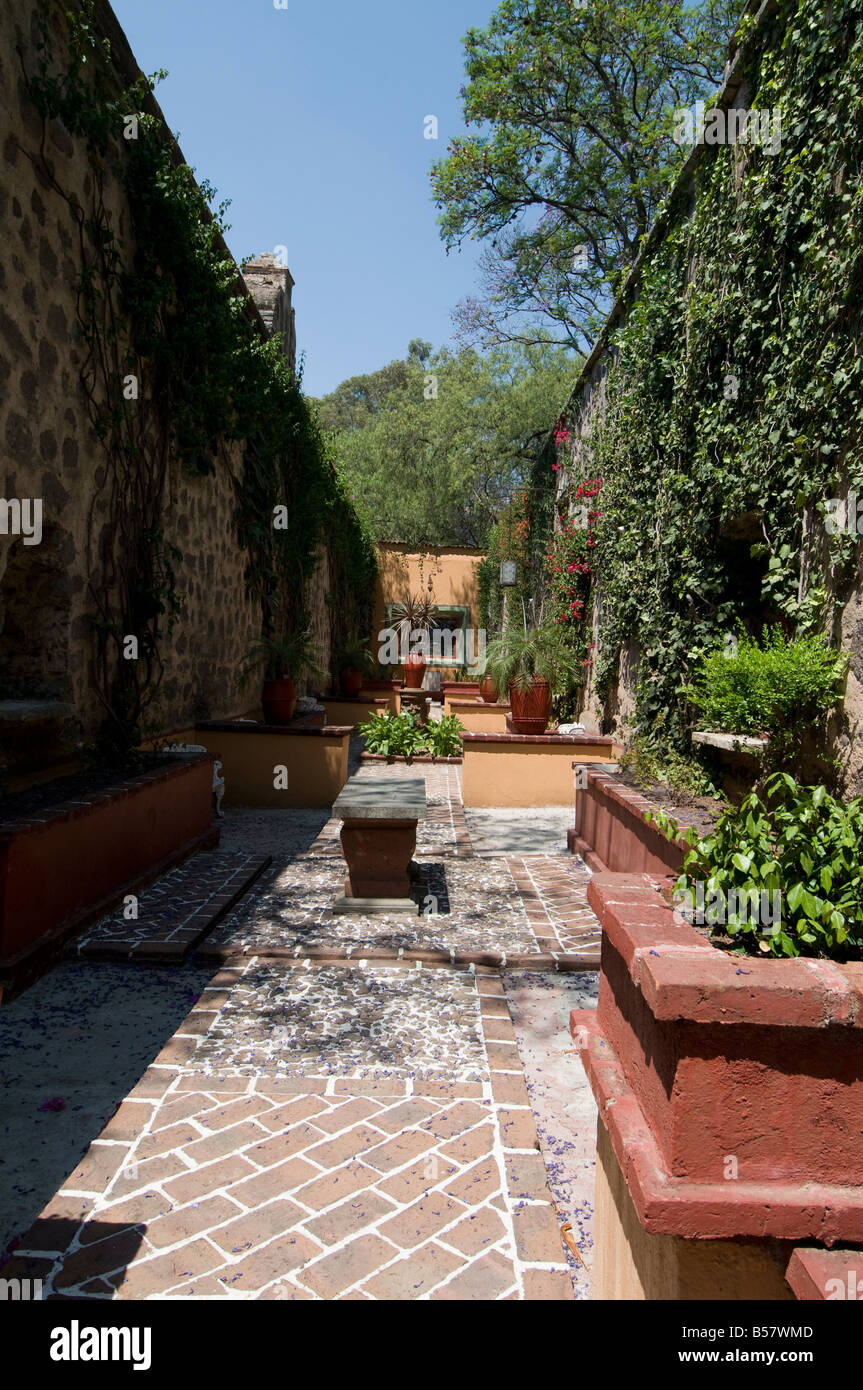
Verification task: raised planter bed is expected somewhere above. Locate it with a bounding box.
[448,698,511,734]
[462,731,619,807]
[359,684,400,714]
[570,766,695,876]
[691,730,767,803]
[360,753,463,765]
[195,721,352,808]
[0,752,217,997]
[322,695,389,726]
[443,682,480,714]
[571,872,863,1300]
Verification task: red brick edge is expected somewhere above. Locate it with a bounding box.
[465,732,618,746]
[786,1248,863,1300]
[588,874,863,1030]
[567,828,609,875]
[571,1006,863,1244]
[198,943,599,972]
[573,766,695,857]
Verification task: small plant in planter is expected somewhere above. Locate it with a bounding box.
[419,713,464,758]
[685,626,848,771]
[334,637,376,698]
[389,595,440,690]
[357,710,422,760]
[357,710,464,760]
[650,773,863,961]
[485,623,582,733]
[245,627,326,725]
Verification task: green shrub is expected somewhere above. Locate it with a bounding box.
[654,774,863,961]
[420,715,465,758]
[685,627,847,762]
[357,711,464,759]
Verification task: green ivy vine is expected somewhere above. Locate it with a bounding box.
[19,0,376,760]
[556,0,863,748]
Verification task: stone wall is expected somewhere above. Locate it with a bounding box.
[242,254,297,374]
[547,0,863,795]
[0,0,346,772]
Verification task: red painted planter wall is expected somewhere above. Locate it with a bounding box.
[574,873,863,1243]
[0,755,215,968]
[574,768,690,876]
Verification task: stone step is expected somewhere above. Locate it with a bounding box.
[68,852,272,964]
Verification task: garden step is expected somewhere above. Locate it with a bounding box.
[68,852,273,964]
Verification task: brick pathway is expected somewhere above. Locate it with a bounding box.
[6,963,577,1300]
[0,759,600,1300]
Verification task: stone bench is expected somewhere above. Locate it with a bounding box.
[332,776,427,914]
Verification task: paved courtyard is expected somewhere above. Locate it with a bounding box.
[0,759,600,1300]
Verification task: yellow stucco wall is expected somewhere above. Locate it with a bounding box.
[371,545,484,669]
[591,1123,794,1301]
[448,700,511,734]
[461,739,617,806]
[191,727,350,808]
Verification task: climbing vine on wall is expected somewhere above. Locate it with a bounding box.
[19,0,376,760]
[557,0,863,746]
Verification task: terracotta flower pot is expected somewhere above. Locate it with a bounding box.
[339,666,363,698]
[508,677,552,734]
[262,677,296,725]
[403,655,426,690]
[479,675,499,704]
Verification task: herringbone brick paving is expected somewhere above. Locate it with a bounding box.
[5,965,578,1300]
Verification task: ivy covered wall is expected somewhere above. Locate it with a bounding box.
[0,0,376,765]
[549,0,863,793]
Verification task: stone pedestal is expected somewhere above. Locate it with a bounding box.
[331,776,427,915]
[339,819,418,898]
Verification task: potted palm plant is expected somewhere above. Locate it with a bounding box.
[390,595,440,690]
[485,623,582,733]
[335,637,376,698]
[245,626,326,725]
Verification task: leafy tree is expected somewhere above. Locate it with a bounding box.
[315,340,576,547]
[431,0,739,353]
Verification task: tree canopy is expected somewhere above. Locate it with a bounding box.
[313,340,577,549]
[431,0,740,353]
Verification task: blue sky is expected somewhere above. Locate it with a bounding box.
[111,0,497,397]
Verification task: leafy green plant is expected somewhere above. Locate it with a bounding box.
[529,0,863,759]
[358,711,422,758]
[685,627,847,763]
[334,637,376,676]
[389,595,440,633]
[418,714,465,758]
[485,622,583,694]
[620,733,722,801]
[245,627,326,683]
[357,711,464,759]
[669,773,863,961]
